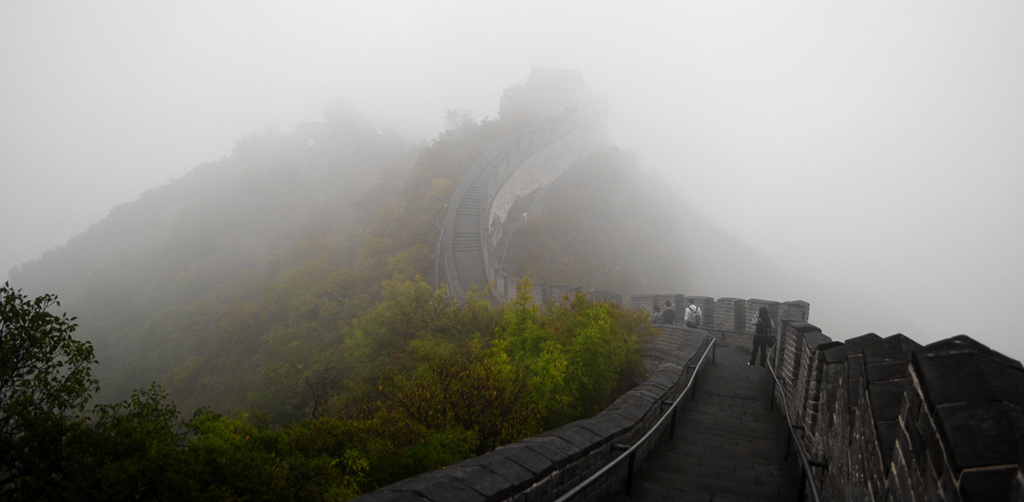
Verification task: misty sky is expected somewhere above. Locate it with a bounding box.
[2,2,1022,357]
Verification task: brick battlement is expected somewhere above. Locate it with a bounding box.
[632,294,810,334]
[772,322,1024,501]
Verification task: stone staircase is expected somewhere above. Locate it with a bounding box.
[451,184,489,291]
[609,339,801,502]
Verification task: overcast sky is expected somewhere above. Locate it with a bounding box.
[2,1,1022,358]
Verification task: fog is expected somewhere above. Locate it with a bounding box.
[2,2,1022,357]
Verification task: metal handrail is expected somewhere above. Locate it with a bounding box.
[553,335,717,502]
[766,344,824,502]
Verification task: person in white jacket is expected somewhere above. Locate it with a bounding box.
[683,299,702,328]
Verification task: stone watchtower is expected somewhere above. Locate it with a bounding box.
[499,67,608,147]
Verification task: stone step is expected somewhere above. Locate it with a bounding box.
[670,416,790,441]
[643,466,797,493]
[648,450,796,481]
[631,475,798,502]
[663,425,790,449]
[675,397,778,416]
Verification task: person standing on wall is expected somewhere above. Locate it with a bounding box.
[748,306,774,367]
[683,298,702,328]
[650,304,663,324]
[661,300,676,325]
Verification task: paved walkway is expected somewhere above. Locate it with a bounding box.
[608,337,801,502]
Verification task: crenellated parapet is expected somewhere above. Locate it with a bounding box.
[773,321,1024,501]
[631,294,810,335]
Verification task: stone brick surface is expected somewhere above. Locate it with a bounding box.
[386,472,488,502]
[356,490,433,502]
[448,466,516,500]
[772,332,1024,502]
[934,402,1024,472]
[959,466,1017,502]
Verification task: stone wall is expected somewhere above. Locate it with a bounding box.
[350,327,711,502]
[437,111,584,303]
[437,106,607,306]
[773,321,1024,501]
[630,294,810,334]
[487,131,582,248]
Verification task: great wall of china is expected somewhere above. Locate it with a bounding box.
[357,69,1024,502]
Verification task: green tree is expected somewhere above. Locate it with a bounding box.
[1,282,99,489]
[493,278,653,428]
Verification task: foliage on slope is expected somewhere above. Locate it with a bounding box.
[3,108,680,500]
[2,275,652,500]
[10,111,534,414]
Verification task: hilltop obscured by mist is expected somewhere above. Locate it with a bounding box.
[9,103,910,417]
[503,147,915,340]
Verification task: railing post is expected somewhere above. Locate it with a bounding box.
[797,467,807,502]
[669,407,677,440]
[625,451,635,495]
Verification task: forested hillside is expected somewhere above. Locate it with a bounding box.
[5,101,904,500]
[4,106,669,499]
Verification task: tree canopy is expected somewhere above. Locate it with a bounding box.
[1,110,667,500]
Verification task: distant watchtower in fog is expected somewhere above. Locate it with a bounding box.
[500,68,586,118]
[499,67,608,146]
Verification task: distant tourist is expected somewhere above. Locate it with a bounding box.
[748,306,775,367]
[684,299,702,328]
[650,304,663,324]
[661,300,676,325]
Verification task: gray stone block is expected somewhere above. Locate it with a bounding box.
[498,444,554,477]
[916,353,999,411]
[847,354,865,380]
[979,356,1024,409]
[574,415,626,439]
[868,379,906,422]
[958,465,1016,502]
[919,335,1021,370]
[630,386,661,404]
[866,362,908,382]
[820,342,846,363]
[608,398,647,422]
[844,333,884,355]
[787,321,822,333]
[934,402,1024,473]
[447,466,515,500]
[352,489,433,502]
[459,455,535,491]
[863,335,918,365]
[541,426,594,452]
[804,331,832,350]
[386,472,487,502]
[519,438,571,469]
[520,435,581,465]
